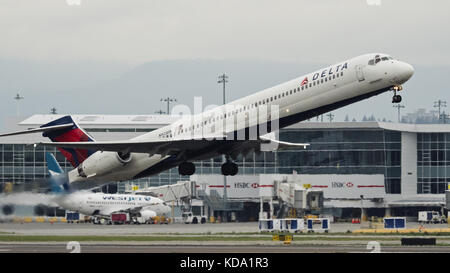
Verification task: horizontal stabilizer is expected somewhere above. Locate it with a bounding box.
[0,123,74,137]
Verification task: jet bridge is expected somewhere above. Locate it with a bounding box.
[274,180,324,218]
[259,171,324,219]
[128,181,196,203]
[275,181,324,210]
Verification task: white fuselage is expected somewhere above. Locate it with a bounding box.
[68,53,414,187]
[54,191,171,217]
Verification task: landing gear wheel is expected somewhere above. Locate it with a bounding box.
[392,95,402,103]
[221,162,238,176]
[178,162,196,176]
[391,85,402,104]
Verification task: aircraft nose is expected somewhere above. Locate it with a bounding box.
[401,62,414,81]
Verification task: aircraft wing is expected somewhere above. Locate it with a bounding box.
[36,135,308,156]
[36,138,248,154]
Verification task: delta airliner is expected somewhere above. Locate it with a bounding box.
[0,53,414,190]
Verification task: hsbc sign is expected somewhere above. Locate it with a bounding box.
[332,182,354,188]
[191,175,261,199]
[234,182,259,189]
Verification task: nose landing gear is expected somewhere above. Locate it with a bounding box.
[392,95,402,103]
[391,85,403,103]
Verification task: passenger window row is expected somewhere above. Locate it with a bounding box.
[163,71,345,137]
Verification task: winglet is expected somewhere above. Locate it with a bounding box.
[259,132,309,151]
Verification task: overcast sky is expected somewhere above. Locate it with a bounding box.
[0,0,449,126]
[1,0,449,66]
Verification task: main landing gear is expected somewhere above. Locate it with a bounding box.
[178,161,196,176]
[391,85,403,103]
[221,161,238,176]
[178,158,239,176]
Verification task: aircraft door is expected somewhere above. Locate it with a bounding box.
[355,65,365,82]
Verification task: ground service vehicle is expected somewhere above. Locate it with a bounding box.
[418,211,446,224]
[111,212,130,224]
[182,211,207,224]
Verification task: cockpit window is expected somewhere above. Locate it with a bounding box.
[368,55,393,65]
[375,55,381,64]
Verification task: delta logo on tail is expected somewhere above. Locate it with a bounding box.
[41,116,95,168]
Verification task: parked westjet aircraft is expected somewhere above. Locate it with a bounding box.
[46,153,171,224]
[1,53,414,191]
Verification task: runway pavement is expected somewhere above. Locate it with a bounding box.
[2,242,450,253]
[1,221,450,253]
[1,221,448,236]
[0,222,260,235]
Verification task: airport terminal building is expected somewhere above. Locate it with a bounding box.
[1,114,449,219]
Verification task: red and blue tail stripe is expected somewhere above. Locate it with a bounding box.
[41,116,95,167]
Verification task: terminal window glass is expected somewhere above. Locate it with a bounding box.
[1,128,402,194]
[276,129,401,194]
[417,133,448,194]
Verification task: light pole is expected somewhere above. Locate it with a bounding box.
[326,112,334,122]
[393,104,405,123]
[218,74,228,105]
[160,97,177,115]
[218,73,228,222]
[14,93,24,117]
[434,100,446,114]
[440,111,450,124]
[434,100,447,122]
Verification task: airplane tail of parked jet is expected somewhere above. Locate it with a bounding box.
[45,152,71,194]
[41,116,96,168]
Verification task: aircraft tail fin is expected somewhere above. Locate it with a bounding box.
[46,153,70,194]
[46,152,64,175]
[41,115,96,167]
